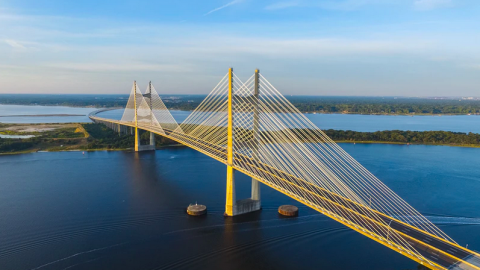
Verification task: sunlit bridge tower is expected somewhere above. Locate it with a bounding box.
[225,68,262,216]
[122,80,156,151]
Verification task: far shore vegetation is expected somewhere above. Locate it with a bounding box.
[323,129,480,147]
[2,94,480,115]
[2,122,480,155]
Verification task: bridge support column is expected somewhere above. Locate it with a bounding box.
[225,166,236,216]
[150,132,155,146]
[251,180,260,200]
[251,68,261,204]
[134,127,140,152]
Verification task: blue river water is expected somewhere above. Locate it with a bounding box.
[1,104,480,269]
[99,109,480,133]
[0,105,97,123]
[0,144,479,270]
[2,104,480,133]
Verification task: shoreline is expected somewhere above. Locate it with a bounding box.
[2,141,479,156]
[305,112,480,116]
[334,140,480,148]
[0,144,184,155]
[2,123,480,155]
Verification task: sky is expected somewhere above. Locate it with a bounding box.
[0,0,479,96]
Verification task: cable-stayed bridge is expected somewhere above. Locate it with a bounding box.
[89,69,480,270]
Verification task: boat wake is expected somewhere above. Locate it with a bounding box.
[426,215,480,225]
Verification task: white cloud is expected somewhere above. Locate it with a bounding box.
[265,1,299,10]
[414,0,452,10]
[204,0,243,16]
[1,1,479,95]
[4,39,26,49]
[185,36,433,58]
[43,62,192,72]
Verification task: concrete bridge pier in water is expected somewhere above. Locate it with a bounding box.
[134,128,155,152]
[225,168,262,216]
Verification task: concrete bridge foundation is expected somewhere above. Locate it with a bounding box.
[225,168,261,216]
[134,128,156,152]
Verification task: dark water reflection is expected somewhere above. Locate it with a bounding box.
[0,144,479,269]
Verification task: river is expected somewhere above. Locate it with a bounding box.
[99,109,480,133]
[2,104,480,133]
[0,144,479,269]
[0,105,97,123]
[1,104,480,269]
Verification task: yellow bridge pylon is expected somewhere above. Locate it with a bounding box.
[225,68,262,216]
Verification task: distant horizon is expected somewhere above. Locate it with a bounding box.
[0,93,479,99]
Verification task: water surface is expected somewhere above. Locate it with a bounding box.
[100,109,480,133]
[0,105,96,123]
[0,134,36,138]
[2,104,480,133]
[0,144,479,269]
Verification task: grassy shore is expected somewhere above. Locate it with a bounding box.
[0,123,178,154]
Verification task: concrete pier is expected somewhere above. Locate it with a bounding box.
[150,132,155,146]
[187,204,207,216]
[231,198,261,216]
[278,205,298,217]
[134,128,155,151]
[224,167,261,216]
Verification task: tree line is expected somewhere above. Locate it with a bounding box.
[82,123,176,149]
[324,129,480,145]
[2,95,480,115]
[288,96,480,114]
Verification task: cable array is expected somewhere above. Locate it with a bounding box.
[167,71,465,267]
[121,82,143,123]
[101,73,480,270]
[120,81,183,135]
[144,82,183,133]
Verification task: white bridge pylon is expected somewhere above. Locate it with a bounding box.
[121,81,183,135]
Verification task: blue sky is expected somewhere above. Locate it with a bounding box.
[1,0,479,95]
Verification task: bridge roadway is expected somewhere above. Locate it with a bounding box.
[90,115,480,270]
